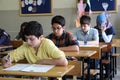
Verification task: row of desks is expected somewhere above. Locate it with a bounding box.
[0,43,107,80]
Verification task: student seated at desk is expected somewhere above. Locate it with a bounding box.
[94,13,115,43]
[14,22,28,41]
[73,15,99,69]
[46,15,79,60]
[2,21,68,68]
[74,15,99,45]
[94,13,116,76]
[0,28,12,52]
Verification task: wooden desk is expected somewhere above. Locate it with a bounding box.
[0,50,12,55]
[65,51,96,58]
[112,39,120,47]
[79,43,107,80]
[0,77,34,80]
[112,39,120,76]
[65,50,96,80]
[0,64,74,80]
[0,45,13,50]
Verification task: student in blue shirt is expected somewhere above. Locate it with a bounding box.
[74,15,99,46]
[74,15,99,69]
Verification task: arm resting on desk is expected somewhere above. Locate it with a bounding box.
[36,56,68,66]
[59,45,79,52]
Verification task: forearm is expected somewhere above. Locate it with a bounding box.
[102,32,113,42]
[59,45,79,52]
[36,57,68,66]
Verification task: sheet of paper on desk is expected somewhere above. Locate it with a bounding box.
[3,64,31,71]
[21,64,55,72]
[3,64,55,72]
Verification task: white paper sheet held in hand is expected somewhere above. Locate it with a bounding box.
[3,64,55,72]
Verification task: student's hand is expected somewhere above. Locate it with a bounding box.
[101,26,107,32]
[2,56,12,68]
[35,60,43,65]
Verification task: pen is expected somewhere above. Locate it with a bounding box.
[7,54,10,59]
[6,54,10,63]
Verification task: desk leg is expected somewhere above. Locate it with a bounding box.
[100,50,103,80]
[87,58,91,80]
[81,57,85,80]
[114,47,117,74]
[100,59,103,80]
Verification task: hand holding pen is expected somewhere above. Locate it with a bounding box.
[2,54,11,68]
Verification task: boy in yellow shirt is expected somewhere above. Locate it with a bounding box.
[2,21,68,68]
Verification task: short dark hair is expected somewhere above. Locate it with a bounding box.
[80,15,91,25]
[51,15,65,27]
[20,22,28,32]
[24,21,43,38]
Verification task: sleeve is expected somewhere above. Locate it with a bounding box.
[44,39,65,58]
[8,44,26,62]
[93,29,99,41]
[68,32,79,46]
[73,29,78,40]
[102,32,113,42]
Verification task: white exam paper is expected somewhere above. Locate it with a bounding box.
[3,64,55,72]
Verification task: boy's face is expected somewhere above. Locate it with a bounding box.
[25,35,41,48]
[81,24,90,33]
[52,23,64,37]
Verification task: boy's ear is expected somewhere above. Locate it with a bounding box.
[39,35,43,39]
[63,26,66,29]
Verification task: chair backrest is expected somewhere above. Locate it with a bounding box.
[66,60,82,77]
[79,46,101,59]
[101,42,112,53]
[10,40,23,49]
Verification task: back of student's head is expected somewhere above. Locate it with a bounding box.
[24,21,43,38]
[80,15,91,25]
[51,15,65,27]
[96,13,107,27]
[20,22,28,33]
[0,28,10,38]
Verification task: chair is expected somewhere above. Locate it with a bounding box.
[101,42,113,80]
[10,40,23,49]
[112,39,120,77]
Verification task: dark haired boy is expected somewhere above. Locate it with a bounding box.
[2,21,68,68]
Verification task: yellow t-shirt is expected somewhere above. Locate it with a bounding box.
[9,38,65,63]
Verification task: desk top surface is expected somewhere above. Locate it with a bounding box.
[0,64,74,78]
[0,45,13,50]
[65,50,96,57]
[79,43,107,49]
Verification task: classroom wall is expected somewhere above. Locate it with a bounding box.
[0,0,120,39]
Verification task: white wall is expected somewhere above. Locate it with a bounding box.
[0,0,19,10]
